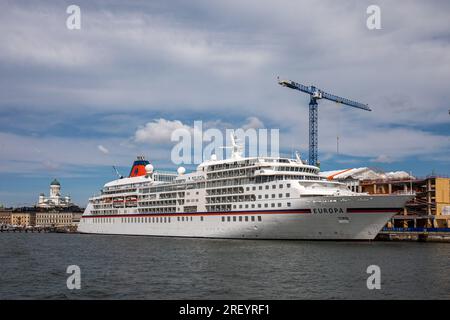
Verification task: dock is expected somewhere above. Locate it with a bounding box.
[377,227,450,242]
[0,226,78,233]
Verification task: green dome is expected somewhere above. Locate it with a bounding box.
[50,178,60,186]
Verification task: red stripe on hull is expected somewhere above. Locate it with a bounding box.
[82,208,401,219]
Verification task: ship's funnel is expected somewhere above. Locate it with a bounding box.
[129,156,150,177]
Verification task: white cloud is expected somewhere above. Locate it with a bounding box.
[97,145,110,154]
[0,132,129,175]
[134,119,192,144]
[242,117,264,130]
[1,0,447,127]
[371,154,393,163]
[0,0,449,176]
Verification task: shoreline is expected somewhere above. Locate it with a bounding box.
[2,226,450,242]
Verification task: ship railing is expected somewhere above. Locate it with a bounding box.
[382,227,450,233]
[392,190,416,195]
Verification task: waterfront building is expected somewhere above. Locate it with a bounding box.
[72,212,83,225]
[0,209,12,225]
[35,212,74,227]
[322,169,450,228]
[360,176,450,228]
[10,212,36,227]
[5,205,84,227]
[37,179,72,208]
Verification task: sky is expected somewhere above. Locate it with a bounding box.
[0,0,449,207]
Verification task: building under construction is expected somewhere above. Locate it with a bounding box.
[321,168,450,228]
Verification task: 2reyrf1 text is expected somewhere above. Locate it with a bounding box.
[179,304,269,317]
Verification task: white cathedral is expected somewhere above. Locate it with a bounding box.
[37,179,72,208]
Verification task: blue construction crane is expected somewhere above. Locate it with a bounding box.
[278,78,371,166]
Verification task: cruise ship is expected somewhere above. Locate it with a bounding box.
[78,137,412,240]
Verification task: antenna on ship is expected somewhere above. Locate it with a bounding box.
[230,134,243,159]
[113,166,124,179]
[220,133,243,159]
[295,151,303,163]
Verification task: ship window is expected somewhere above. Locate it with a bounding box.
[252,187,256,191]
[286,193,290,197]
[272,194,275,198]
[246,187,250,191]
[272,185,276,189]
[287,202,291,207]
[222,216,225,222]
[265,195,268,199]
[190,217,193,221]
[258,195,262,199]
[251,204,255,208]
[265,186,269,190]
[239,216,242,222]
[287,183,291,188]
[279,184,283,188]
[264,204,268,208]
[245,204,249,208]
[258,216,262,222]
[271,203,275,208]
[164,217,167,223]
[258,204,261,208]
[233,205,236,209]
[245,216,249,222]
[259,186,262,190]
[239,205,242,209]
[278,203,282,207]
[182,217,184,221]
[200,216,204,221]
[227,216,231,222]
[251,216,255,222]
[233,216,236,222]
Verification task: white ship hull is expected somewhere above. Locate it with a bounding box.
[78,195,409,240]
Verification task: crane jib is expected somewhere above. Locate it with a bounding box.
[278,79,370,111]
